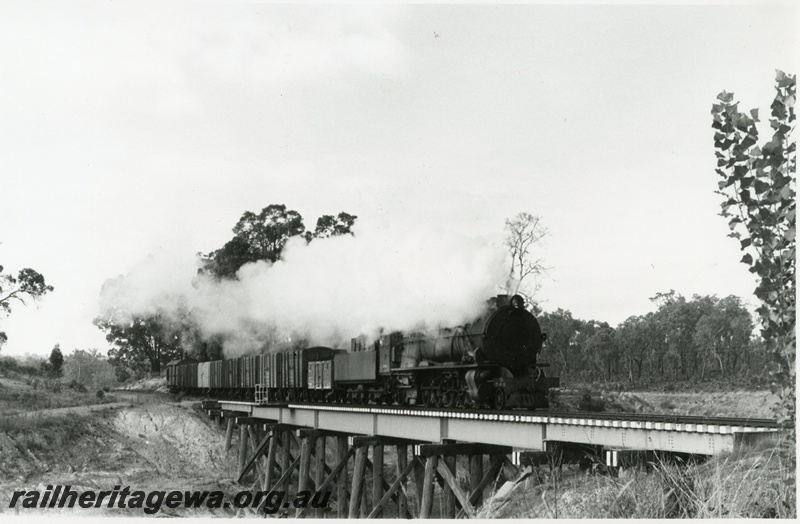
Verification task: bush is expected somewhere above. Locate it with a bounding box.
[103,386,110,392]
[548,388,561,405]
[67,380,87,393]
[96,389,104,398]
[0,355,45,377]
[579,392,606,412]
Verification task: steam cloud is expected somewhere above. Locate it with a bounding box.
[98,223,508,357]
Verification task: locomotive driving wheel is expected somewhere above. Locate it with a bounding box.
[439,375,458,408]
[433,377,449,408]
[494,388,507,410]
[420,376,435,406]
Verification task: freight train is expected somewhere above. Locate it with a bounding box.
[166,294,559,410]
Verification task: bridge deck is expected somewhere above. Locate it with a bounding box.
[215,401,778,456]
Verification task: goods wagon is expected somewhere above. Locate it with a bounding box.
[198,361,210,389]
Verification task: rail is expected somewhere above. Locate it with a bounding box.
[210,399,780,456]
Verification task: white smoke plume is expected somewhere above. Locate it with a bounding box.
[97,222,508,357]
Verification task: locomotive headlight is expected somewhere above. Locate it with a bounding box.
[510,294,525,309]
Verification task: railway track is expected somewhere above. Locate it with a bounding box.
[205,399,778,430]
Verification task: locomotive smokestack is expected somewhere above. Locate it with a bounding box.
[495,295,510,308]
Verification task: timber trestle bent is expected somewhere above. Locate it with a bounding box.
[202,400,780,518]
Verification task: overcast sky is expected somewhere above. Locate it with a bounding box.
[1,2,796,357]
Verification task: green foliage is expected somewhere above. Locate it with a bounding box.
[538,309,581,376]
[541,293,762,388]
[48,344,63,377]
[0,264,54,350]
[0,355,46,378]
[304,212,358,241]
[0,266,54,315]
[203,204,358,280]
[204,204,305,279]
[94,312,183,375]
[711,71,796,432]
[62,348,119,390]
[67,380,88,393]
[692,296,753,379]
[578,391,605,412]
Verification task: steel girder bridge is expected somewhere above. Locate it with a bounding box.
[204,400,779,519]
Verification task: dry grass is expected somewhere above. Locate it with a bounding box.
[479,437,795,519]
[552,383,778,419]
[0,376,119,416]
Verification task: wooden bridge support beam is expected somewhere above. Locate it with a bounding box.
[414,459,424,516]
[297,432,314,495]
[442,455,456,518]
[230,422,293,491]
[372,444,384,518]
[396,444,409,518]
[349,445,368,518]
[456,454,505,518]
[469,454,483,508]
[234,419,283,485]
[339,436,420,519]
[237,424,248,480]
[262,431,278,490]
[246,425,262,480]
[281,430,292,489]
[367,455,421,518]
[290,429,356,518]
[224,416,234,451]
[413,443,513,519]
[295,442,356,518]
[314,435,326,518]
[419,455,438,519]
[337,436,348,518]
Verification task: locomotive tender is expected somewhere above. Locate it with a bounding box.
[166,294,559,410]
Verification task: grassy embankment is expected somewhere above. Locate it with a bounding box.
[0,374,248,516]
[478,436,795,518]
[550,382,778,419]
[482,382,794,518]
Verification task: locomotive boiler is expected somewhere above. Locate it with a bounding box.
[380,294,557,409]
[167,294,559,411]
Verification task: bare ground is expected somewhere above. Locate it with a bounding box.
[0,377,242,517]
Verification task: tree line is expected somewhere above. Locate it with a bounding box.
[538,290,770,389]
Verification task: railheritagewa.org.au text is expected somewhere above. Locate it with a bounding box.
[9,485,331,514]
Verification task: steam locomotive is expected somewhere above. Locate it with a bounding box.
[166,294,559,410]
